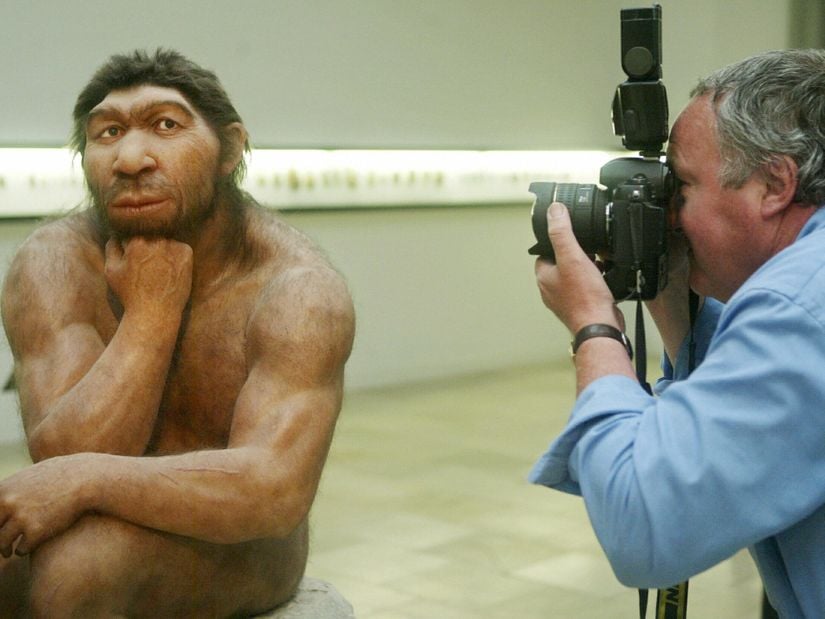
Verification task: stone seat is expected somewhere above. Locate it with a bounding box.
[254,577,355,618]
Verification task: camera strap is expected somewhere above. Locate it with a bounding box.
[638,582,690,619]
[635,290,700,619]
[634,299,652,395]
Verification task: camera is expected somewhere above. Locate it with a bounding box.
[528,5,673,300]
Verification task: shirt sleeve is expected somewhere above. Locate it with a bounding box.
[529,289,825,588]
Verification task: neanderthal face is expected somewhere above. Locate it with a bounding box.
[83,85,224,239]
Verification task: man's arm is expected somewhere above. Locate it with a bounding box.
[532,288,825,588]
[0,261,355,554]
[534,203,636,393]
[1,224,192,460]
[644,233,697,365]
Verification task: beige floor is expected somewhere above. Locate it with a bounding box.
[0,362,764,618]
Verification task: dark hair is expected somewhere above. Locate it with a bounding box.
[691,49,825,205]
[71,48,249,186]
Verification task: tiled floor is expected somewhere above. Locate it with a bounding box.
[0,362,763,617]
[308,361,763,618]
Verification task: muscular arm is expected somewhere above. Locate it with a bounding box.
[0,261,354,553]
[1,224,192,460]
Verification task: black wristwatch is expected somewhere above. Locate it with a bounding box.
[570,323,633,360]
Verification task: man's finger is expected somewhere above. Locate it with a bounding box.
[0,521,21,559]
[13,533,29,556]
[546,202,582,260]
[534,256,555,274]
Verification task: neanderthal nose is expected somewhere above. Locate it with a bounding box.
[112,133,157,176]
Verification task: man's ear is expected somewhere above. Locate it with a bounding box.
[219,122,248,177]
[760,155,799,217]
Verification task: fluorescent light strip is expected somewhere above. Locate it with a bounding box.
[0,148,625,217]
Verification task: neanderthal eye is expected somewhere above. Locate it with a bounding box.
[156,118,179,131]
[103,126,121,137]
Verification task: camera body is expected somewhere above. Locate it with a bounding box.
[528,5,672,301]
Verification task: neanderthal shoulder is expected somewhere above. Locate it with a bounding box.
[242,205,339,274]
[2,212,107,350]
[5,212,103,288]
[241,206,354,343]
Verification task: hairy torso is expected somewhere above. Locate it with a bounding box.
[148,277,255,453]
[67,206,321,455]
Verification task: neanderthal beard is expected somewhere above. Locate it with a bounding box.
[88,174,220,241]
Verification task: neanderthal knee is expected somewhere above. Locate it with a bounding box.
[28,515,141,617]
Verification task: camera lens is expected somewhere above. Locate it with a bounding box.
[528,182,610,258]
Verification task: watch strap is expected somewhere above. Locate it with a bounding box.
[571,323,633,359]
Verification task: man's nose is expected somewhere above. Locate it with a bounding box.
[112,131,157,176]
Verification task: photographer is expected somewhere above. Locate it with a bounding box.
[530,49,825,617]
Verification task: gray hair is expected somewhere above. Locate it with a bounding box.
[691,49,825,205]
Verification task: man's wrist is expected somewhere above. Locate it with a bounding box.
[570,323,633,360]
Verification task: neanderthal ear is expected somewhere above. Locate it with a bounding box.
[760,155,799,217]
[220,122,248,177]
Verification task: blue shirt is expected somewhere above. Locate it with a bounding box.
[529,206,825,618]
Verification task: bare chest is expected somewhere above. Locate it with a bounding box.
[159,311,249,453]
[98,286,256,454]
[154,295,255,453]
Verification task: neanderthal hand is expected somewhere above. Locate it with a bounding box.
[535,202,622,333]
[105,237,193,317]
[0,456,88,556]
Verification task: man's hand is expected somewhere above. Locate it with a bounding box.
[105,237,193,317]
[534,202,622,333]
[0,456,91,557]
[645,231,698,363]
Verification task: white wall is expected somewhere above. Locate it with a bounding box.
[281,205,571,390]
[1,0,792,149]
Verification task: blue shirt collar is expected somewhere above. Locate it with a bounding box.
[796,205,825,240]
